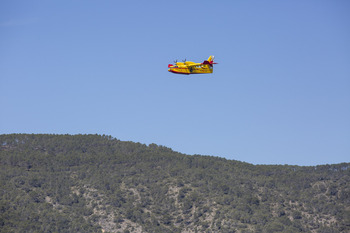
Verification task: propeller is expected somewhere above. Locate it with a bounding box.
[182,58,186,63]
[173,59,177,64]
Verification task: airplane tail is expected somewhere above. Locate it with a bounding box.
[203,55,217,65]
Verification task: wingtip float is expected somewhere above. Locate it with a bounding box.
[168,55,217,75]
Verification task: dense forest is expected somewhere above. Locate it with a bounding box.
[0,134,349,233]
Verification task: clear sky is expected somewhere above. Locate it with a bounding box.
[1,0,349,166]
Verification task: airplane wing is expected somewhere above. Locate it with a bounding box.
[186,63,203,67]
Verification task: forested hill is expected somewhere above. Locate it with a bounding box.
[0,134,349,233]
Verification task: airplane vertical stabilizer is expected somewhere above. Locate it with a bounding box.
[207,55,214,62]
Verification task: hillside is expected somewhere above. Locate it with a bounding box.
[0,134,349,232]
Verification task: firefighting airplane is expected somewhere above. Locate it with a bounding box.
[168,55,217,75]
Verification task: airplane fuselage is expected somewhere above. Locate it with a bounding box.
[168,62,213,75]
[168,56,216,75]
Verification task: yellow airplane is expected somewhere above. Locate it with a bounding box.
[168,55,217,75]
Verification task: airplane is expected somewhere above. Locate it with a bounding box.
[168,55,217,75]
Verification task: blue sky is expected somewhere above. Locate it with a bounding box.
[1,0,349,166]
